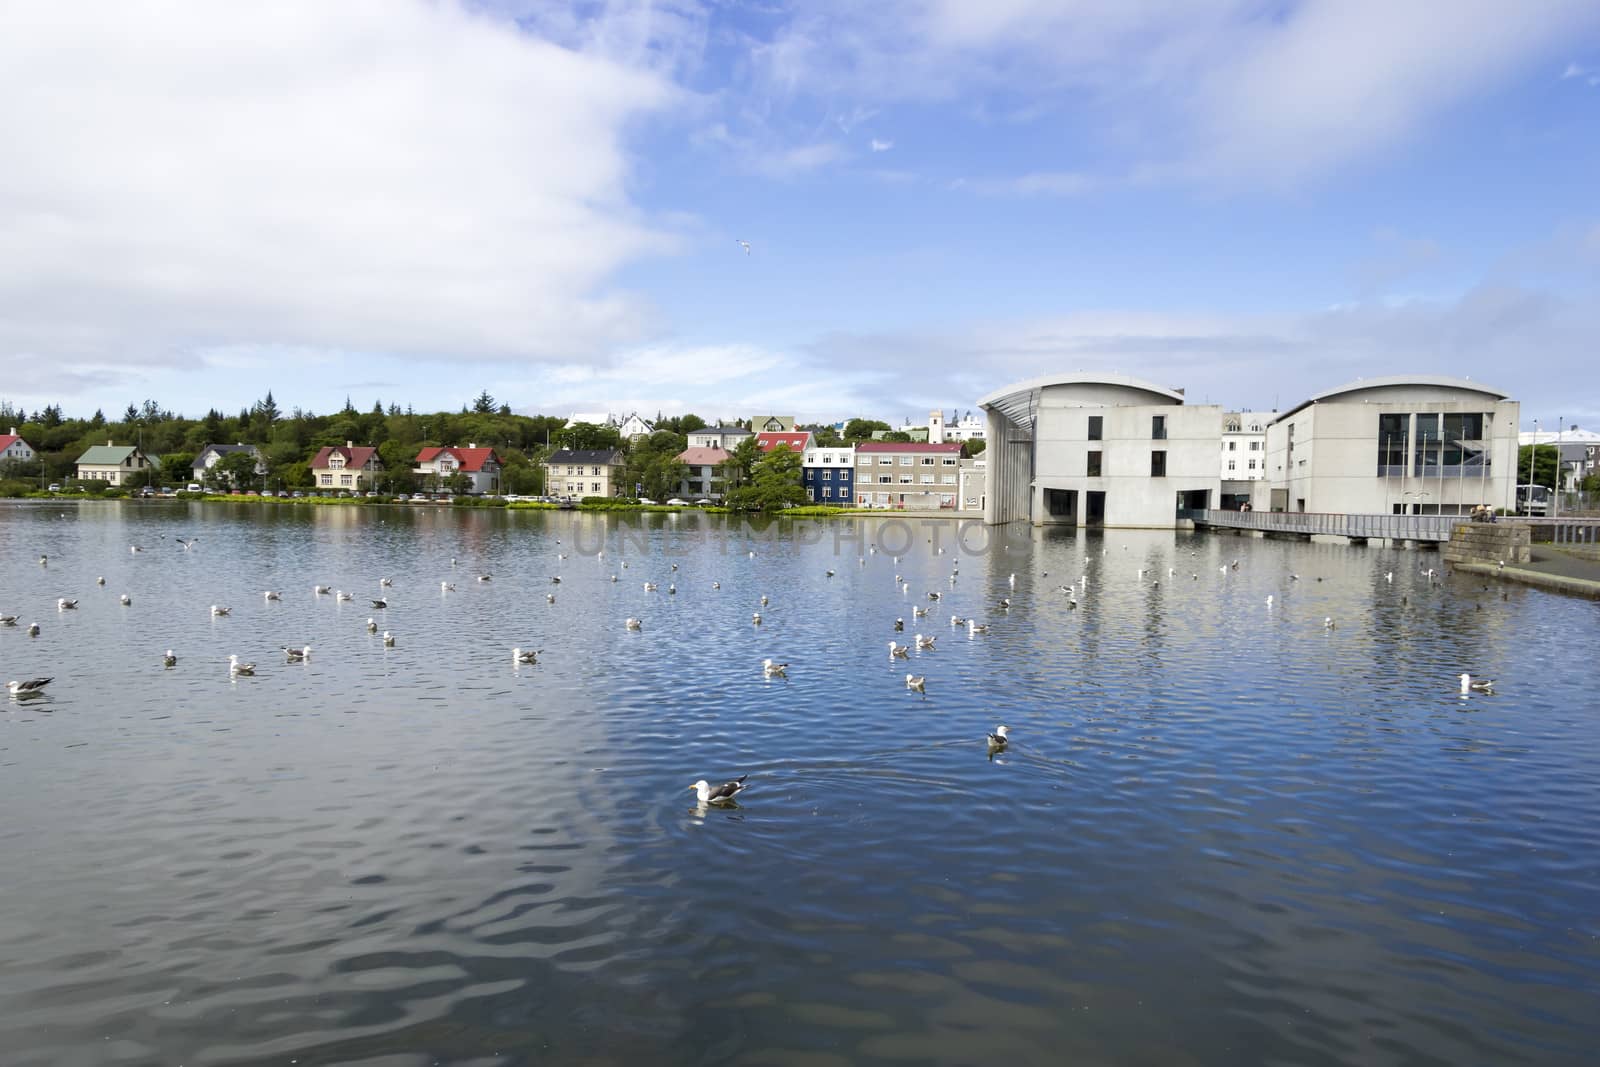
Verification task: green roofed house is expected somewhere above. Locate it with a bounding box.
[75,441,158,486]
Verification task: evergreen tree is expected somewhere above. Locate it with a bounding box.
[473,390,496,414]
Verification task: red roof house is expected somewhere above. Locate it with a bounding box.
[756,431,813,454]
[310,442,383,493]
[414,445,503,495]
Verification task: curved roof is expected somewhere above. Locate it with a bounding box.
[977,372,1186,430]
[1277,375,1512,422]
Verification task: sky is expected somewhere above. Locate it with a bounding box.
[2,0,1598,430]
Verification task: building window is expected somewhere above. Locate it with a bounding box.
[1087,450,1102,477]
[921,457,934,465]
[920,474,934,484]
[822,487,832,498]
[1088,415,1103,441]
[941,457,957,466]
[899,475,912,484]
[899,456,913,466]
[859,457,872,467]
[591,466,601,476]
[1248,459,1256,470]
[878,475,892,484]
[941,474,956,484]
[1249,441,1260,451]
[1227,441,1236,451]
[592,482,601,493]
[822,470,831,480]
[1228,459,1236,470]
[320,474,332,485]
[1152,415,1167,440]
[879,457,893,466]
[1151,450,1167,477]
[340,474,353,486]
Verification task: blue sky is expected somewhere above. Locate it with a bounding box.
[2,1,1598,428]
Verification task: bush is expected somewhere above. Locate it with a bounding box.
[450,496,509,508]
[0,478,34,497]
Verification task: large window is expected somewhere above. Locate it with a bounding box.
[1378,413,1409,475]
[1151,450,1167,477]
[1152,415,1167,440]
[1087,450,1102,477]
[1088,415,1103,441]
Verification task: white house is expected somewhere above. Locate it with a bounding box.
[193,443,265,485]
[980,373,1221,527]
[688,425,753,451]
[0,427,36,468]
[414,445,503,495]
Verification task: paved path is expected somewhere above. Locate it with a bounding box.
[1455,546,1600,599]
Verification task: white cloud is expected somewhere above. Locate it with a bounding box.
[0,1,678,380]
[965,171,1095,196]
[1561,60,1600,85]
[869,138,894,152]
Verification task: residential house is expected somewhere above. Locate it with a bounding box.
[414,444,503,495]
[617,413,654,440]
[1519,424,1600,492]
[0,427,36,469]
[310,442,384,493]
[801,444,855,505]
[939,410,987,444]
[564,411,654,442]
[687,425,753,451]
[755,431,812,454]
[75,441,157,486]
[854,441,963,510]
[749,415,796,432]
[676,446,730,500]
[1218,411,1271,509]
[979,373,1220,527]
[193,443,265,486]
[544,448,627,500]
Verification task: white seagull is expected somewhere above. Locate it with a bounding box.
[382,631,396,647]
[752,612,762,625]
[441,581,455,592]
[905,673,926,693]
[762,658,789,679]
[987,725,1010,750]
[736,239,751,255]
[0,615,16,627]
[1459,673,1494,694]
[889,641,910,659]
[379,577,394,587]
[512,647,541,664]
[163,650,177,668]
[27,622,40,636]
[228,655,255,676]
[967,620,988,636]
[690,775,747,805]
[96,576,105,585]
[915,633,935,650]
[315,585,332,595]
[263,590,282,601]
[547,593,556,604]
[58,598,78,610]
[120,594,132,606]
[336,591,353,602]
[367,617,378,633]
[8,677,52,696]
[283,645,311,662]
[625,617,643,631]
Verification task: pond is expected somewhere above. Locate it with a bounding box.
[1,502,1596,1065]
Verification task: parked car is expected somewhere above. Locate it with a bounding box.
[277,490,290,498]
[695,499,713,506]
[638,497,658,505]
[291,491,304,498]
[47,483,60,492]
[186,483,202,493]
[365,491,379,499]
[666,498,689,505]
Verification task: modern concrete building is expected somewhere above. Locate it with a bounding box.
[801,443,855,504]
[1261,376,1519,515]
[1219,410,1271,509]
[854,441,962,510]
[979,373,1221,527]
[75,441,158,486]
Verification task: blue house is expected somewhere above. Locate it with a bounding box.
[802,444,855,505]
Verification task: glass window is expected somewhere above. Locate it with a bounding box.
[879,457,893,466]
[1248,459,1256,470]
[921,457,934,465]
[1228,441,1236,451]
[592,482,601,493]
[859,457,872,467]
[1228,459,1236,470]
[899,474,912,484]
[1249,441,1260,451]
[899,456,913,466]
[920,474,934,484]
[942,458,957,465]
[1378,412,1409,474]
[942,474,956,484]
[1151,450,1167,477]
[1088,415,1103,441]
[1152,415,1167,440]
[822,470,831,480]
[340,474,353,486]
[878,475,891,484]
[1087,450,1102,477]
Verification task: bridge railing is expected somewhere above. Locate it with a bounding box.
[1195,510,1459,542]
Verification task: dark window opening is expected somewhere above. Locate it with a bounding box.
[1088,415,1103,441]
[1150,450,1166,477]
[1152,415,1167,440]
[1087,450,1102,477]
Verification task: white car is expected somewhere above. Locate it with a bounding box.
[637,497,658,505]
[666,498,689,505]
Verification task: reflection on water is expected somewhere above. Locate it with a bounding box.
[1,502,1596,1065]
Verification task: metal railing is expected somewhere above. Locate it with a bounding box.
[1195,509,1459,542]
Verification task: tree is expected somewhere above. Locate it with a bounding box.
[472,390,497,414]
[1516,444,1558,490]
[844,418,890,440]
[553,422,623,452]
[725,444,808,511]
[623,430,690,500]
[213,449,262,489]
[163,452,196,485]
[808,426,843,448]
[962,438,987,457]
[1582,470,1600,494]
[881,430,912,443]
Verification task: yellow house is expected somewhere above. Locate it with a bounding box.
[543,449,627,499]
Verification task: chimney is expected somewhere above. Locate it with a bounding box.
[469,442,476,449]
[108,439,113,446]
[346,441,353,448]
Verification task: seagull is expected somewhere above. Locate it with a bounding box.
[905,673,926,693]
[336,591,353,602]
[211,604,231,617]
[163,650,177,668]
[987,724,1010,750]
[58,598,78,610]
[512,647,541,664]
[670,563,678,571]
[96,576,105,586]
[915,633,935,650]
[39,555,48,566]
[889,641,910,659]
[625,617,643,631]
[130,544,143,553]
[913,606,928,618]
[1008,573,1016,587]
[690,775,747,805]
[760,594,769,606]
[712,581,721,590]
[927,591,942,601]
[379,577,394,587]
[263,591,281,601]
[1384,571,1394,583]
[1459,672,1494,694]
[549,576,561,584]
[371,598,387,609]
[1323,617,1336,629]
[644,582,657,592]
[27,622,40,636]
[1290,574,1300,582]
[228,655,255,676]
[315,585,331,595]
[967,620,988,636]
[8,677,52,696]
[736,239,751,255]
[441,581,455,592]
[120,594,132,606]
[176,537,197,550]
[0,615,16,626]
[546,593,556,604]
[894,617,905,631]
[478,574,493,583]
[367,617,378,633]
[825,569,835,578]
[752,612,762,625]
[610,575,618,582]
[762,658,789,679]
[382,631,396,647]
[283,645,311,662]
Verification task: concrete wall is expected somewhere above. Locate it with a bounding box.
[1443,522,1531,565]
[984,408,1032,525]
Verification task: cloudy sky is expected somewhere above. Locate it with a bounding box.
[2,0,1598,427]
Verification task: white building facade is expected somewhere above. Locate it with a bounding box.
[979,373,1221,527]
[1261,376,1519,515]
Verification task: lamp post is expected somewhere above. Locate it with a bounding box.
[1524,418,1538,514]
[1554,417,1562,518]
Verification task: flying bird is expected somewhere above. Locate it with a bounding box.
[736,239,751,255]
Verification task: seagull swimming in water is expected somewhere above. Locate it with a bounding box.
[894,617,904,631]
[967,620,988,636]
[546,593,556,604]
[336,591,353,602]
[263,591,281,601]
[382,631,396,647]
[625,617,643,631]
[987,725,1010,751]
[441,581,455,592]
[58,598,78,610]
[371,598,387,609]
[1459,673,1494,694]
[752,612,763,625]
[315,585,331,595]
[228,655,255,676]
[120,594,132,606]
[210,604,231,616]
[379,577,394,587]
[512,647,541,664]
[367,617,378,633]
[283,645,311,662]
[690,774,747,805]
[889,641,910,659]
[96,576,105,586]
[762,658,788,679]
[915,633,935,650]
[27,622,40,636]
[8,677,52,696]
[905,673,926,694]
[0,615,16,627]
[163,650,177,668]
